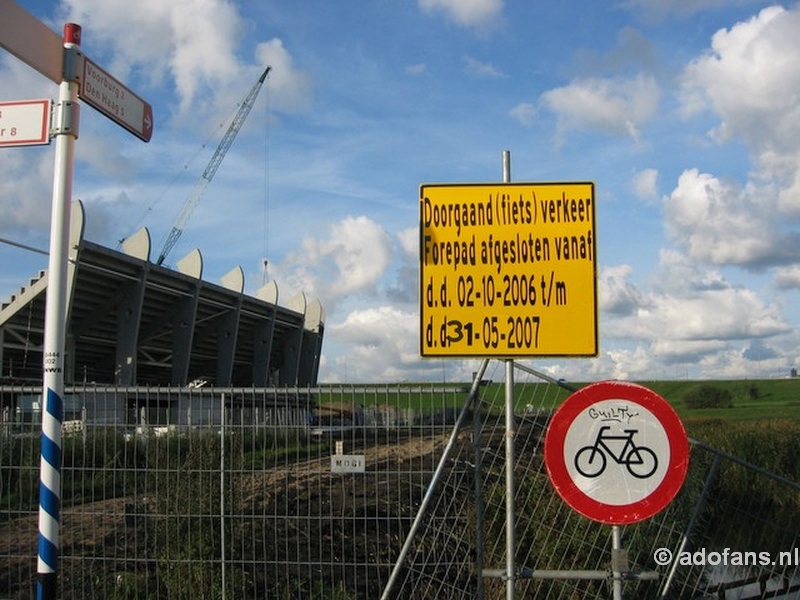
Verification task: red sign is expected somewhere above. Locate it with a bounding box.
[544,380,689,525]
[0,99,50,146]
[80,57,153,142]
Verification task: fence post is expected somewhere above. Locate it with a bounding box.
[474,380,485,599]
[658,453,721,598]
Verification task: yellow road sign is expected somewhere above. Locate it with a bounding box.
[420,182,597,357]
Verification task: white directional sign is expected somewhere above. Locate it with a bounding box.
[1,1,153,143]
[80,57,154,142]
[544,380,689,524]
[0,0,62,84]
[0,99,50,146]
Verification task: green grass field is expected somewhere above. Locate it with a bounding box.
[477,377,800,483]
[625,378,800,423]
[474,377,800,423]
[320,378,800,422]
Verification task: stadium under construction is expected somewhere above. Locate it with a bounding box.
[0,201,324,427]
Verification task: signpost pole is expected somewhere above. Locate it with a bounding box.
[504,359,515,599]
[501,149,516,600]
[612,525,623,600]
[2,7,150,595]
[36,23,81,600]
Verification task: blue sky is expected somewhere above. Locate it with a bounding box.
[2,0,800,383]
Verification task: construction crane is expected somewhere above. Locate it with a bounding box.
[155,65,271,266]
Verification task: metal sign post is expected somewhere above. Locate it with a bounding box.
[419,154,598,598]
[1,4,152,597]
[37,23,81,600]
[501,150,516,600]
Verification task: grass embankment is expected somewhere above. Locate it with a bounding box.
[470,377,800,421]
[467,377,800,482]
[636,378,800,423]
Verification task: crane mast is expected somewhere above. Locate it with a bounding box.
[156,65,271,266]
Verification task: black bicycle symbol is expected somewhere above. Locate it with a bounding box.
[574,426,658,479]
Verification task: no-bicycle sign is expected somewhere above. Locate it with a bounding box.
[544,380,689,525]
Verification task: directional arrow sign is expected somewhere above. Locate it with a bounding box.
[80,57,153,142]
[0,99,51,147]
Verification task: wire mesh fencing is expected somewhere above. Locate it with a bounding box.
[1,364,798,599]
[382,362,800,600]
[0,382,468,599]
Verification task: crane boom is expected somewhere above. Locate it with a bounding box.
[156,65,271,266]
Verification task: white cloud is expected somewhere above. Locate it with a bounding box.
[774,265,800,290]
[61,0,239,109]
[463,56,505,78]
[599,265,648,316]
[418,0,504,28]
[679,6,799,141]
[509,103,537,127]
[0,150,56,236]
[603,347,654,380]
[58,0,310,119]
[541,73,660,141]
[679,6,800,213]
[599,252,788,358]
[663,168,800,267]
[397,227,418,258]
[277,216,393,308]
[327,305,419,382]
[255,39,312,114]
[570,265,791,380]
[631,168,659,202]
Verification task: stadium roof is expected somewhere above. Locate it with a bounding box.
[0,201,324,387]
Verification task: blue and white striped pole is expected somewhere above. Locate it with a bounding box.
[37,23,81,600]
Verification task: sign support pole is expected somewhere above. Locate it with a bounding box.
[612,525,623,600]
[37,23,81,600]
[501,149,516,600]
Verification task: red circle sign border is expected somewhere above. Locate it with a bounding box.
[544,380,690,525]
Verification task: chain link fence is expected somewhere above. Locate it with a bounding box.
[1,362,799,599]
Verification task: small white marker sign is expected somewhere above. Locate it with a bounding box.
[331,454,365,474]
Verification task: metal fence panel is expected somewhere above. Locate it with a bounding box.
[1,368,799,600]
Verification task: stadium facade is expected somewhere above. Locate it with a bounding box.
[0,201,324,389]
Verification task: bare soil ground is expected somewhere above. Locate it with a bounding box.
[0,432,454,599]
